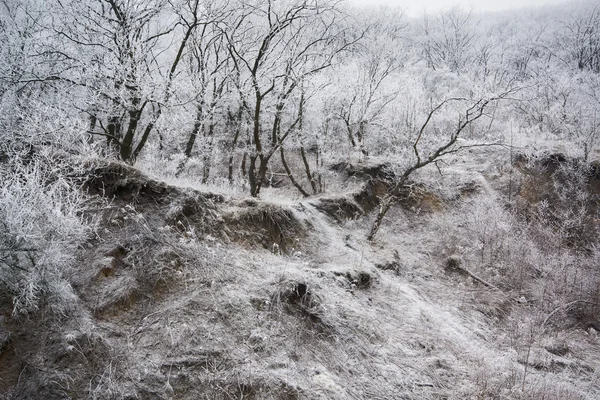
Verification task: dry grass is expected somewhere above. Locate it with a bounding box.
[2,152,600,399]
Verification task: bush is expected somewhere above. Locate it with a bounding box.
[0,157,91,316]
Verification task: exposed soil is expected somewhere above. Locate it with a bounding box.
[1,154,599,399]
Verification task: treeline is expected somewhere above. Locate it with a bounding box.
[0,0,599,198]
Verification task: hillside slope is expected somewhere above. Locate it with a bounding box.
[1,150,599,400]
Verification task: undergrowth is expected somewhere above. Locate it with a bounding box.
[0,155,93,316]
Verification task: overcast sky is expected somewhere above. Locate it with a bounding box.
[349,0,572,16]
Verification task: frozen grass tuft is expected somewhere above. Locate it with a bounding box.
[0,158,93,316]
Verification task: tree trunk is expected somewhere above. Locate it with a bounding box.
[121,92,143,163]
[367,194,394,241]
[202,121,214,184]
[87,115,97,144]
[300,146,318,194]
[248,155,263,197]
[356,121,369,156]
[240,151,247,174]
[184,103,203,158]
[228,109,242,184]
[131,121,154,162]
[248,155,273,197]
[343,118,357,148]
[107,115,122,154]
[281,147,310,197]
[120,109,141,162]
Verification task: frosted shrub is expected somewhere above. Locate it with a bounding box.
[434,194,543,290]
[0,160,91,316]
[435,196,515,263]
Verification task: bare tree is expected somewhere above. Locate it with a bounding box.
[335,56,401,156]
[224,0,354,197]
[332,8,404,156]
[421,7,478,73]
[367,92,513,241]
[43,0,204,163]
[564,5,600,73]
[178,1,232,183]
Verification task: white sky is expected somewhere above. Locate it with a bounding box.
[349,0,573,17]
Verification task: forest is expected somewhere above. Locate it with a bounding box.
[1,0,600,398]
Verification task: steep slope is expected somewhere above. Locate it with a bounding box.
[1,153,599,400]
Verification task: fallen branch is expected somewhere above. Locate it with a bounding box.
[448,258,501,291]
[414,382,435,388]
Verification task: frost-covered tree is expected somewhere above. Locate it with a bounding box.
[420,7,479,73]
[562,5,600,73]
[42,0,204,163]
[330,8,405,156]
[368,91,513,241]
[223,0,355,197]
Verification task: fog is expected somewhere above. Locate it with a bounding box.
[349,0,574,16]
